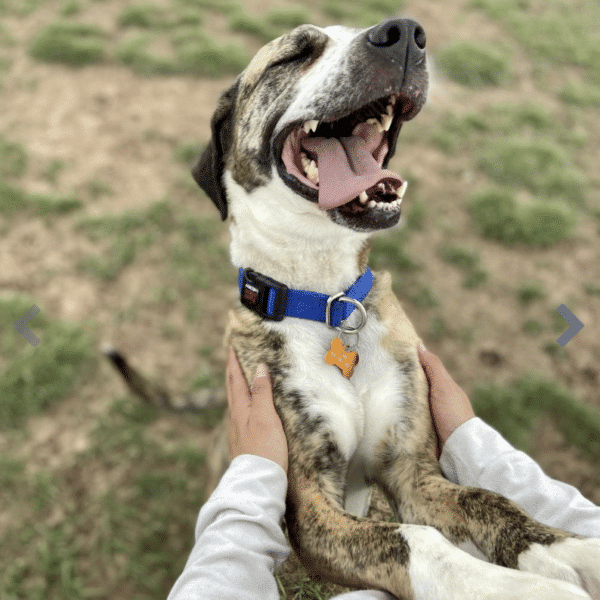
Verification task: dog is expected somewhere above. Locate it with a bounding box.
[106,18,600,600]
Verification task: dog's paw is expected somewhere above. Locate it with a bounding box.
[405,526,591,600]
[519,537,600,599]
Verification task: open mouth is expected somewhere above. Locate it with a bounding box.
[278,94,413,217]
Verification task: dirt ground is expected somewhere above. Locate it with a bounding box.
[1,0,599,577]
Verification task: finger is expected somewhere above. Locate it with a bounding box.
[417,344,436,385]
[250,363,277,416]
[227,347,252,413]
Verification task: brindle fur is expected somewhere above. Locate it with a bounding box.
[105,19,599,600]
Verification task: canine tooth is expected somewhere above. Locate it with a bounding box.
[386,104,393,116]
[397,181,408,199]
[368,200,376,208]
[359,191,368,203]
[381,113,393,131]
[366,118,384,133]
[303,119,319,134]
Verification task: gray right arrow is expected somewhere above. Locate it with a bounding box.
[556,304,584,347]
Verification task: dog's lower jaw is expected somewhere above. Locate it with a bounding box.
[225,170,374,295]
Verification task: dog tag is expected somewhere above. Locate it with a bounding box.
[325,337,359,379]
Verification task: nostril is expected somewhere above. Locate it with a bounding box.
[386,25,401,46]
[414,25,426,50]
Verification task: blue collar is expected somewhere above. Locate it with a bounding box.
[238,266,373,327]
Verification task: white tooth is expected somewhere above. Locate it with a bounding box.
[303,119,319,134]
[386,104,393,116]
[377,182,386,192]
[397,181,408,199]
[381,113,393,131]
[366,118,384,133]
[359,191,368,203]
[368,200,376,208]
[390,200,399,209]
[306,160,319,182]
[301,154,310,169]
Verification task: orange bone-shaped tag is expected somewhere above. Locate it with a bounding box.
[325,337,359,379]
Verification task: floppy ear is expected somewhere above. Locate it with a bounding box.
[192,78,241,221]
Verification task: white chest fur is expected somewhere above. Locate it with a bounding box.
[263,306,411,514]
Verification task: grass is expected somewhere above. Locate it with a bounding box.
[0,296,94,429]
[468,188,576,247]
[472,374,600,459]
[471,0,600,80]
[370,232,419,272]
[74,199,227,285]
[0,181,81,216]
[29,22,106,66]
[439,245,488,288]
[115,30,250,77]
[0,136,28,178]
[0,394,211,600]
[437,40,511,87]
[477,138,585,206]
[517,281,546,304]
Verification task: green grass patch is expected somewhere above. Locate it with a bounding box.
[29,22,106,66]
[439,245,479,270]
[522,319,544,335]
[468,188,576,247]
[116,31,250,77]
[439,245,488,288]
[0,394,210,599]
[472,374,600,458]
[0,0,46,16]
[0,296,94,429]
[584,284,600,297]
[478,138,585,205]
[560,81,600,108]
[431,103,553,155]
[60,0,80,16]
[370,232,419,272]
[0,136,27,178]
[266,5,310,29]
[174,139,203,165]
[517,281,546,304]
[323,0,406,26]
[176,0,239,13]
[471,0,600,80]
[118,3,168,28]
[0,181,81,215]
[437,41,511,88]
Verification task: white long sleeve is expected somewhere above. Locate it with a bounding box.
[440,417,600,538]
[168,419,600,600]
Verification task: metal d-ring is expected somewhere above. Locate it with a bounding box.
[325,292,368,333]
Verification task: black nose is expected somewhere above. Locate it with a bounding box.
[367,18,426,62]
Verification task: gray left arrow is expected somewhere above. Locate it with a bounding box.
[13,305,41,346]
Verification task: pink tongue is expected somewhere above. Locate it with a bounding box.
[300,135,402,209]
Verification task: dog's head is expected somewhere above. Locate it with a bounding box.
[193,18,427,233]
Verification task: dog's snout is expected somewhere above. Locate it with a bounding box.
[367,18,426,61]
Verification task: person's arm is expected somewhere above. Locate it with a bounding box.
[167,454,290,600]
[440,417,600,538]
[418,345,600,539]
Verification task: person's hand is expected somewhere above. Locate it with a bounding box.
[418,344,476,459]
[226,347,288,475]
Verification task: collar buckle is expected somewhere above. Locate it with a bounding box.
[240,268,288,321]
